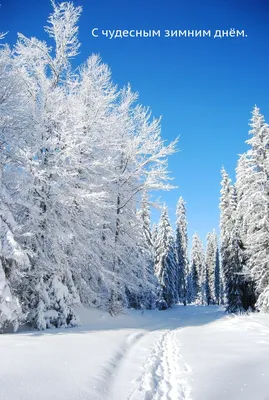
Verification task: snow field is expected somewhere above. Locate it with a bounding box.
[1,306,269,400]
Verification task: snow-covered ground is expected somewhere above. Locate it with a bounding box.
[1,306,269,400]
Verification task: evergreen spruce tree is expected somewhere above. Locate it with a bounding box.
[235,152,256,310]
[190,233,204,303]
[214,232,221,305]
[244,107,269,311]
[175,197,188,305]
[154,206,178,308]
[137,192,159,309]
[220,168,245,313]
[219,265,226,305]
[204,233,214,305]
[204,230,220,305]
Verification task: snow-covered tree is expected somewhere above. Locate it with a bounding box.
[0,260,21,332]
[204,230,220,305]
[236,107,269,311]
[190,233,204,303]
[220,168,245,313]
[175,197,188,305]
[139,192,153,249]
[0,1,178,329]
[8,1,85,328]
[235,152,257,310]
[154,206,178,308]
[152,223,158,247]
[214,234,221,305]
[135,192,160,309]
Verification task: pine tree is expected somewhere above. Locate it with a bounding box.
[243,107,269,311]
[175,197,188,305]
[190,233,204,303]
[214,233,221,305]
[204,233,213,305]
[235,152,256,310]
[204,230,220,305]
[154,206,178,308]
[201,263,210,306]
[136,192,159,309]
[219,265,225,305]
[220,168,245,313]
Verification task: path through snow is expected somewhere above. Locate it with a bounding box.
[1,306,269,400]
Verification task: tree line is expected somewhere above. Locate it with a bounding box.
[150,197,222,309]
[155,105,269,315]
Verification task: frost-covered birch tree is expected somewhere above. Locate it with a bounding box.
[0,1,177,329]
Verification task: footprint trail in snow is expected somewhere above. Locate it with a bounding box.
[129,329,192,400]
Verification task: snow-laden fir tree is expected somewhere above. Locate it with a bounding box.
[190,233,204,303]
[220,168,245,313]
[214,233,221,305]
[235,152,257,310]
[242,107,269,311]
[204,230,220,305]
[154,206,178,308]
[175,197,188,305]
[202,234,212,305]
[135,192,160,309]
[219,266,226,305]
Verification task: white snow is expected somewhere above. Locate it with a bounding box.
[1,305,269,400]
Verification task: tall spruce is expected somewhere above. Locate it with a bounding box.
[204,230,220,305]
[220,168,245,312]
[175,197,188,305]
[235,152,256,310]
[154,206,178,308]
[243,107,269,311]
[214,232,221,305]
[190,233,204,303]
[136,192,159,309]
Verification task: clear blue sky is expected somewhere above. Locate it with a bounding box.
[1,0,269,244]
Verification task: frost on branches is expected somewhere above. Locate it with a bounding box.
[0,2,177,330]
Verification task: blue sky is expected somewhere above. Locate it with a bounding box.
[1,0,269,244]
